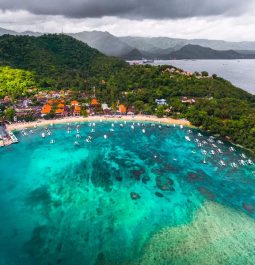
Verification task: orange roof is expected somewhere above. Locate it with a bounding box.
[57,103,65,108]
[74,106,81,112]
[55,108,64,114]
[119,104,126,113]
[41,104,52,114]
[47,99,55,105]
[91,98,99,105]
[71,100,79,106]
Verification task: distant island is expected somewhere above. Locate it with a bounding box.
[0,34,255,153]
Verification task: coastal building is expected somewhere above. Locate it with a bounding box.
[71,100,79,106]
[73,105,81,116]
[101,103,112,115]
[181,97,196,104]
[155,99,167,105]
[127,106,136,115]
[90,98,100,106]
[118,104,127,114]
[41,104,52,116]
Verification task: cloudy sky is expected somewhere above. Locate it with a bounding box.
[0,0,255,41]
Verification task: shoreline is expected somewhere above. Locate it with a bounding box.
[6,115,191,131]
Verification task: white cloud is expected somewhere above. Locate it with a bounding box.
[0,9,255,41]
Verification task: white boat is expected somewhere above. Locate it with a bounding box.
[120,123,124,127]
[203,157,207,164]
[210,150,215,155]
[198,133,202,137]
[91,129,95,133]
[104,134,107,139]
[218,148,223,154]
[76,134,81,139]
[219,160,226,166]
[231,162,238,168]
[241,153,247,159]
[50,139,55,144]
[110,128,114,132]
[180,125,183,129]
[217,140,223,144]
[229,147,235,152]
[74,141,79,146]
[202,150,207,155]
[142,129,146,134]
[185,136,191,141]
[41,133,45,138]
[247,159,254,165]
[111,123,114,127]
[238,160,246,166]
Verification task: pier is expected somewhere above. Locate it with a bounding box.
[0,122,19,147]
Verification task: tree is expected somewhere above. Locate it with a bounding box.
[5,107,16,121]
[156,106,164,118]
[201,71,209,77]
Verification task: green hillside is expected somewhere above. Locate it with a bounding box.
[0,34,255,152]
[0,34,127,88]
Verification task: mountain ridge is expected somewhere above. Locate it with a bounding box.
[1,27,255,59]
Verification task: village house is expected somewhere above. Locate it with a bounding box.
[181,97,196,104]
[118,104,127,115]
[73,105,81,116]
[127,106,136,115]
[155,99,167,105]
[41,104,52,116]
[101,103,112,115]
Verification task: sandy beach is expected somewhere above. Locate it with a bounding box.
[6,115,191,131]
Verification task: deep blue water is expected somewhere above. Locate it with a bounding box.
[0,121,255,265]
[152,59,255,94]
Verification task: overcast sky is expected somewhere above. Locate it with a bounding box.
[0,0,255,41]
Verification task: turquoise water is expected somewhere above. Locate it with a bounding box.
[1,121,255,265]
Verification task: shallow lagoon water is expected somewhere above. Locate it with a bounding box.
[1,122,255,265]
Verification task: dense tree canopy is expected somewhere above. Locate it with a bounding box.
[0,66,36,98]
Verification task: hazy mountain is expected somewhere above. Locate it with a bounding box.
[120,36,255,54]
[68,31,133,57]
[0,26,255,59]
[169,44,245,59]
[0,27,18,36]
[121,49,144,60]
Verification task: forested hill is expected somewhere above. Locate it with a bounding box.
[0,34,127,88]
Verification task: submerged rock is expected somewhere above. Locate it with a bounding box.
[155,192,164,198]
[187,170,207,182]
[142,176,150,184]
[197,187,216,200]
[130,192,141,200]
[242,203,254,213]
[131,169,145,181]
[115,176,123,182]
[156,176,174,191]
